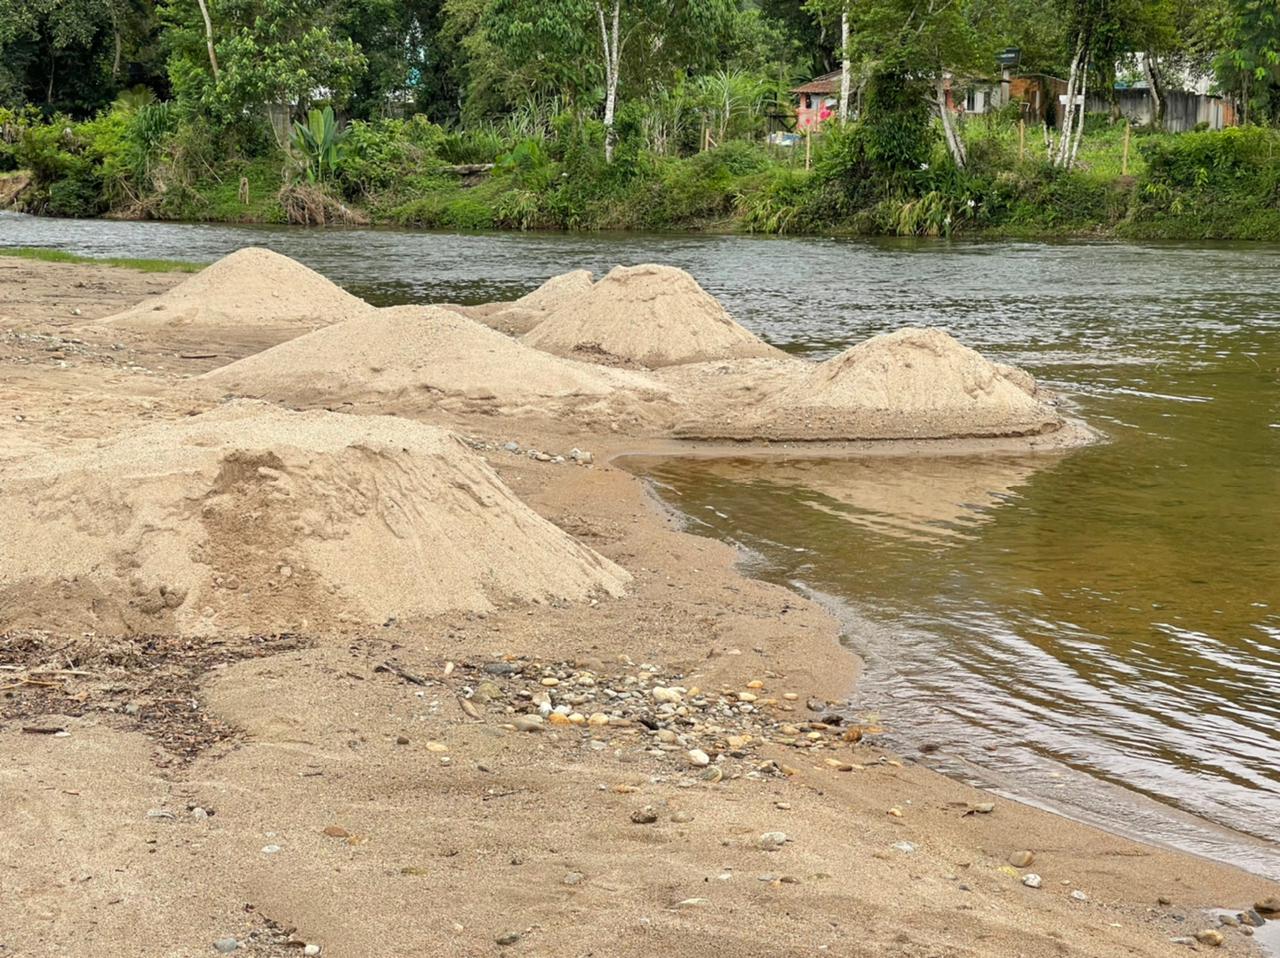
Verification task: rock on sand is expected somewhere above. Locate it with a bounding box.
[678,327,1064,441]
[202,305,676,427]
[0,401,628,635]
[523,264,784,368]
[100,247,371,332]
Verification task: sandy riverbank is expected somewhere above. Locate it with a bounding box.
[1,253,1277,958]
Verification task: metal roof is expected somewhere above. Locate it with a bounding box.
[791,70,842,95]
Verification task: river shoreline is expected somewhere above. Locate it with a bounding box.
[3,255,1278,957]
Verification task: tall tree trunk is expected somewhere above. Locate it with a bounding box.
[1142,52,1162,130]
[935,77,966,168]
[195,0,220,82]
[596,0,621,162]
[839,8,850,121]
[1068,53,1090,167]
[1055,33,1085,168]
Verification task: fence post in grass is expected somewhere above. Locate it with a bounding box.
[805,129,811,170]
[1018,119,1026,160]
[1122,120,1131,175]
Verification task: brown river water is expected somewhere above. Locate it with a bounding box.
[2,214,1277,876]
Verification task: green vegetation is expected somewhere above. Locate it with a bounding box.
[0,247,202,272]
[1,0,1278,239]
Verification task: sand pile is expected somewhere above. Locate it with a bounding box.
[523,264,783,368]
[448,270,595,335]
[101,247,371,332]
[0,401,629,636]
[677,327,1064,440]
[203,306,676,428]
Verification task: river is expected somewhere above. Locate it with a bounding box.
[2,212,1278,877]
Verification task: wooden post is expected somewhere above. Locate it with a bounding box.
[1018,119,1026,161]
[805,129,811,171]
[1122,120,1131,175]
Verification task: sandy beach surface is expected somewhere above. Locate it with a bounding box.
[2,254,1277,958]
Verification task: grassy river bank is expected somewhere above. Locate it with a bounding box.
[3,111,1279,241]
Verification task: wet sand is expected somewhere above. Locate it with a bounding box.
[2,256,1277,957]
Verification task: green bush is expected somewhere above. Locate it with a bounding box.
[340,116,445,197]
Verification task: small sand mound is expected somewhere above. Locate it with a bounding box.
[0,401,629,636]
[101,247,371,331]
[446,270,596,335]
[203,306,675,428]
[523,264,783,368]
[514,269,595,312]
[678,327,1063,441]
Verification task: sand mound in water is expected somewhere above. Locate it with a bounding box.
[523,264,783,368]
[101,247,371,331]
[0,401,629,636]
[203,306,675,427]
[678,327,1063,440]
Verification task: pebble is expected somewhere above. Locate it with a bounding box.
[1070,890,1088,902]
[1008,850,1035,868]
[1194,930,1224,947]
[563,872,585,885]
[322,825,349,838]
[671,810,694,824]
[511,715,543,732]
[1241,909,1265,927]
[395,735,410,745]
[261,845,282,854]
[1256,896,1280,916]
[496,932,521,946]
[758,831,788,851]
[213,938,239,953]
[968,801,996,814]
[1022,874,1043,889]
[891,842,916,854]
[631,807,658,825]
[651,687,682,704]
[701,767,723,783]
[303,947,321,957]
[687,749,711,767]
[191,807,209,821]
[671,898,710,909]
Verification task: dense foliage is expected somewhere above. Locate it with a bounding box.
[1,0,1278,237]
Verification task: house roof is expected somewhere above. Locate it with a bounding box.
[791,70,842,95]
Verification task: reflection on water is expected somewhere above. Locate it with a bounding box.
[626,300,1280,877]
[5,212,1278,875]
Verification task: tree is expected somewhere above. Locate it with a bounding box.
[159,0,366,127]
[476,0,735,160]
[818,0,992,168]
[1215,0,1280,123]
[0,0,163,114]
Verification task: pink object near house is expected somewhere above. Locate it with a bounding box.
[791,70,842,129]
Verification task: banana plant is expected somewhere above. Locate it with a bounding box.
[290,106,347,184]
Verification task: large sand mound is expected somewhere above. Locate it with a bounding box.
[203,306,676,428]
[523,264,784,368]
[101,247,372,331]
[0,401,629,636]
[677,327,1064,440]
